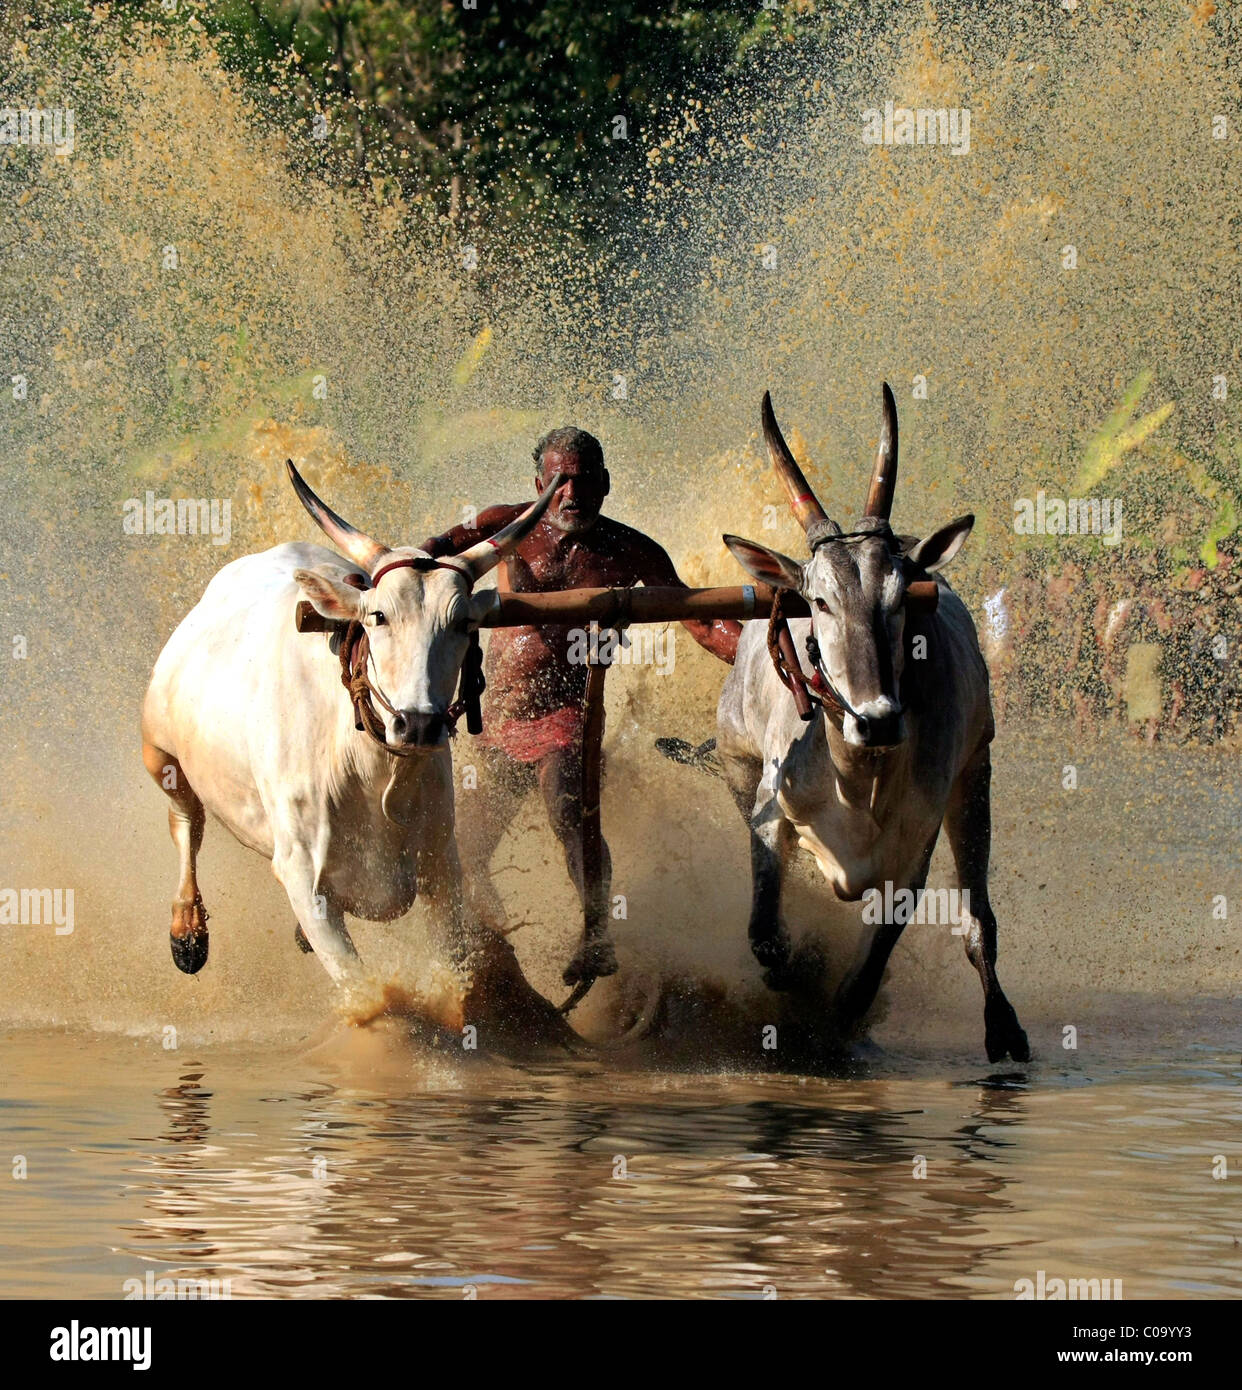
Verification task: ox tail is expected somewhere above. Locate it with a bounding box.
[654,736,721,777]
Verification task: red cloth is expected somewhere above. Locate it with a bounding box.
[478,706,584,763]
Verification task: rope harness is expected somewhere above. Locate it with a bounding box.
[332,556,486,757]
[766,588,844,720]
[337,621,485,755]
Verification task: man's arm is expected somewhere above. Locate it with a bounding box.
[636,536,741,665]
[419,503,523,558]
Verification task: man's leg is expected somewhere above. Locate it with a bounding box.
[456,743,537,936]
[539,744,618,985]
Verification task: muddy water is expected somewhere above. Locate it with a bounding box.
[3,1029,1240,1301]
[2,727,1240,1301]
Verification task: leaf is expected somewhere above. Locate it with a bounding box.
[451,325,493,388]
[1200,498,1238,568]
[1074,371,1175,491]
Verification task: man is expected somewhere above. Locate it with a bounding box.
[420,426,740,988]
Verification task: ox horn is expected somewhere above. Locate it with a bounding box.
[863,382,899,520]
[286,459,390,574]
[762,391,840,547]
[453,471,566,586]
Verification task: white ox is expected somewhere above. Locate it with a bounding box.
[141,461,574,1045]
[716,389,1029,1063]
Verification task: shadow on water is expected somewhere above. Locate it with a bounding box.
[6,1028,1240,1298]
[107,1049,1036,1299]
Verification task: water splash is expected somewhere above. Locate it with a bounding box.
[1,3,1239,1043]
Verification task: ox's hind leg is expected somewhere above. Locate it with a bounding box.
[143,741,209,975]
[944,747,1030,1063]
[833,834,937,1035]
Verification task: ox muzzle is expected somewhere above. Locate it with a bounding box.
[389,708,449,749]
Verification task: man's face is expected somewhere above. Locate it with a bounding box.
[536,447,609,533]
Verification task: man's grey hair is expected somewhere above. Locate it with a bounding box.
[532,426,604,474]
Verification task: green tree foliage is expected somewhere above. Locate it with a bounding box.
[202,0,777,238]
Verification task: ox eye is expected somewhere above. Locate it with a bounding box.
[366,611,387,627]
[815,597,831,615]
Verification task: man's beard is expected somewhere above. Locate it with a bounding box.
[546,507,599,534]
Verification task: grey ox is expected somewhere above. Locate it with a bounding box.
[716,387,1030,1062]
[141,462,575,1048]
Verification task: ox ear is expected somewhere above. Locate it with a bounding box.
[294,567,366,622]
[722,534,804,592]
[904,514,974,572]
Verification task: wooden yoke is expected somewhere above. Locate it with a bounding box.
[295,580,938,634]
[475,584,796,627]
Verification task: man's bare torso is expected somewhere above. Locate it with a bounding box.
[423,505,737,723]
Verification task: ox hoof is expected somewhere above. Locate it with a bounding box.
[171,932,208,974]
[985,998,1031,1063]
[170,897,209,975]
[754,935,820,993]
[562,937,618,987]
[294,922,314,954]
[762,961,805,992]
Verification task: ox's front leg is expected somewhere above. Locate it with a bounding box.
[744,797,801,990]
[834,834,938,1036]
[945,748,1030,1063]
[273,843,360,985]
[404,761,518,973]
[416,832,471,961]
[723,752,802,990]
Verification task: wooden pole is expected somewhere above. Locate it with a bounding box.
[295,581,938,634]
[295,583,804,634]
[476,583,799,628]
